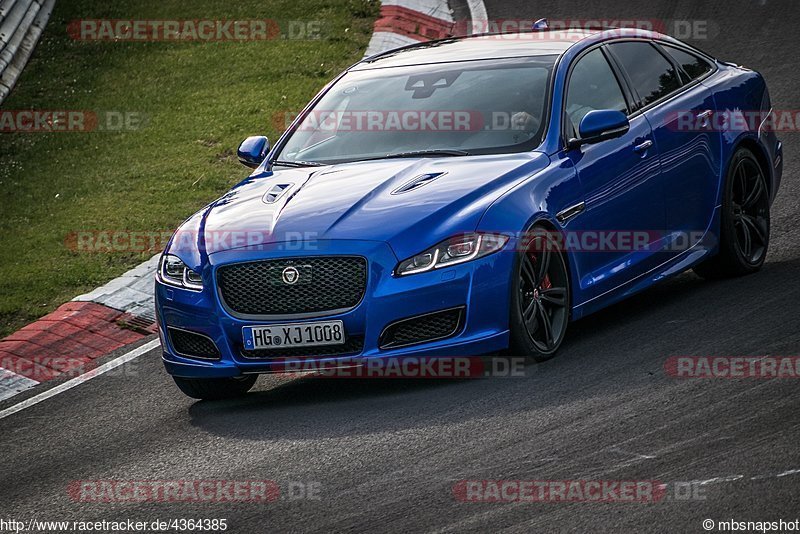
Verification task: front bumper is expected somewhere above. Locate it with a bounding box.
[156,239,512,378]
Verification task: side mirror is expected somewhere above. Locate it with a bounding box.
[237,136,270,169]
[568,110,630,149]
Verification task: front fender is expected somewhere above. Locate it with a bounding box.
[477,156,586,314]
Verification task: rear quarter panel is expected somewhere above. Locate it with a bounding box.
[703,63,781,203]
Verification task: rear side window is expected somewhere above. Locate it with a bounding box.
[661,44,713,83]
[607,42,681,107]
[565,49,628,137]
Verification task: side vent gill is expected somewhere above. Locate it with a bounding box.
[391,172,447,195]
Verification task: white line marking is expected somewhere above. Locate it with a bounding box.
[694,475,744,486]
[0,339,160,421]
[776,468,800,478]
[608,447,657,459]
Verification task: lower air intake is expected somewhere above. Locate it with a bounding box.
[168,328,221,360]
[379,307,464,349]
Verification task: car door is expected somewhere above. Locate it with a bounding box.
[606,40,721,253]
[562,47,667,301]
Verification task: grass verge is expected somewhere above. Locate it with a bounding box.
[0,0,379,336]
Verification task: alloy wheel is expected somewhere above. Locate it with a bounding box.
[731,157,769,265]
[518,232,569,353]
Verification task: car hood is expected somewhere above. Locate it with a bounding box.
[169,153,549,266]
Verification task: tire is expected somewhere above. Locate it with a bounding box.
[694,148,771,279]
[172,375,257,400]
[509,226,571,362]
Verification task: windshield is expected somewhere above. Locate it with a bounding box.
[274,56,556,165]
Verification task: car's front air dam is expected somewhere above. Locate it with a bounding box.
[158,239,514,378]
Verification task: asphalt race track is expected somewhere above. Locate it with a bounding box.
[1,1,799,531]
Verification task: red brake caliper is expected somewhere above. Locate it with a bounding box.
[541,274,552,290]
[529,253,552,290]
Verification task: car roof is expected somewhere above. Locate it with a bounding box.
[352,29,603,70]
[352,28,694,71]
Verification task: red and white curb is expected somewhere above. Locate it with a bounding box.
[365,0,454,56]
[0,301,156,395]
[364,0,488,57]
[0,0,487,405]
[0,257,160,401]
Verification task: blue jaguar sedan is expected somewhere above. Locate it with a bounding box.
[156,26,782,399]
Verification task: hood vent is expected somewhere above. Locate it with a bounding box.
[391,172,447,195]
[262,183,294,204]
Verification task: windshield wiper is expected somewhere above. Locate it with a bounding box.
[272,160,326,168]
[347,149,471,163]
[274,150,470,167]
[378,149,471,160]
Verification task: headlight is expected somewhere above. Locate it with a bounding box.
[396,233,509,276]
[158,254,203,291]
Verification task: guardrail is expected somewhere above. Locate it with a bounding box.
[0,0,55,106]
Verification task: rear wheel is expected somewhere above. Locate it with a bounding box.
[173,375,257,400]
[694,148,770,279]
[509,227,571,362]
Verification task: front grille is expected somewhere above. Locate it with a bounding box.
[168,328,220,359]
[379,307,464,349]
[217,256,367,317]
[240,336,365,359]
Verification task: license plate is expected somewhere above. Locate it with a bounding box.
[243,320,345,350]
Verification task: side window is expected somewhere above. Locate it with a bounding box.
[661,44,713,83]
[565,49,628,138]
[608,42,681,107]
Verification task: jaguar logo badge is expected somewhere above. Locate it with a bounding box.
[281,266,300,285]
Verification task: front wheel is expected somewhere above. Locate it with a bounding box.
[509,227,571,362]
[694,148,770,279]
[173,375,257,400]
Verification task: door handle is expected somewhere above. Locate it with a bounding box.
[696,109,713,128]
[633,140,653,153]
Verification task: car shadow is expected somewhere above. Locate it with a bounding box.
[189,258,800,440]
